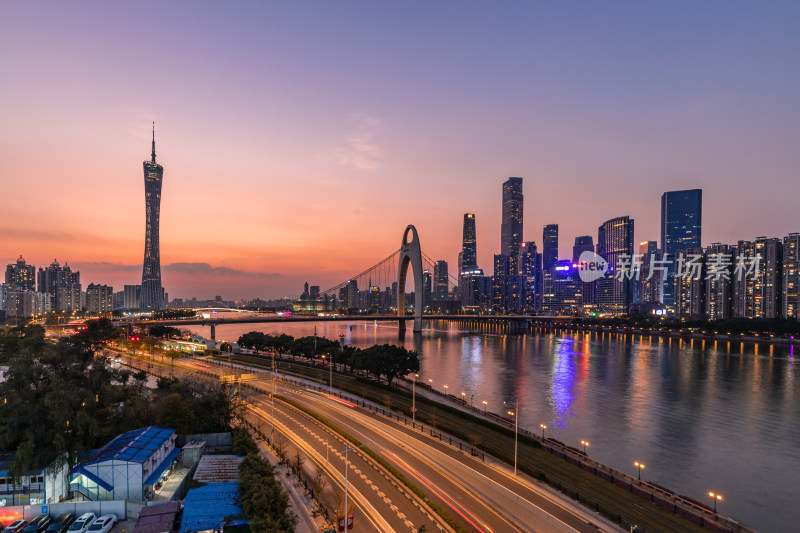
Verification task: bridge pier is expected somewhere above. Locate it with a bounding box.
[210,323,216,341]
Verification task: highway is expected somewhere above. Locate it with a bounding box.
[111,348,618,532]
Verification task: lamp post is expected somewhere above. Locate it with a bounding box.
[708,492,723,514]
[539,423,547,439]
[412,373,419,424]
[270,351,276,440]
[580,440,590,455]
[443,385,448,396]
[428,378,433,389]
[482,400,488,414]
[634,461,645,480]
[344,442,369,531]
[505,400,519,475]
[322,354,332,395]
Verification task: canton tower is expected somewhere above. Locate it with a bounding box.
[140,123,164,310]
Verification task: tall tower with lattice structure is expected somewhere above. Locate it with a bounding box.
[141,123,164,310]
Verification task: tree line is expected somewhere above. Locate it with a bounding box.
[0,319,240,479]
[237,331,420,385]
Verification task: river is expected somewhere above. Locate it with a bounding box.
[187,318,798,531]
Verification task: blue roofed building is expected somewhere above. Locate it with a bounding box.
[70,427,180,502]
[179,482,246,533]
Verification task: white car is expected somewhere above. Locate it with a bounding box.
[85,516,115,533]
[67,514,95,533]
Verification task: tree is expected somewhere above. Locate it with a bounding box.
[353,344,420,385]
[148,325,182,338]
[155,393,195,434]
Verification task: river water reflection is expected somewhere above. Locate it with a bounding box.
[190,318,798,531]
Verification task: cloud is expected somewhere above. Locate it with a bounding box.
[164,262,283,278]
[318,114,385,170]
[78,261,282,278]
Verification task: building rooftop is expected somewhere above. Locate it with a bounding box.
[192,455,242,483]
[179,482,245,533]
[83,427,175,465]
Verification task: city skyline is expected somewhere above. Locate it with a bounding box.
[3,3,800,299]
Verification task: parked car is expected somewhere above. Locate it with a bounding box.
[4,521,29,533]
[46,514,76,533]
[23,515,52,533]
[67,514,95,533]
[86,516,115,533]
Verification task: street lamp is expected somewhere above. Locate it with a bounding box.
[428,378,433,388]
[343,442,369,531]
[539,423,547,439]
[634,461,645,480]
[269,351,276,440]
[461,391,466,403]
[505,400,519,475]
[708,492,723,514]
[321,354,332,395]
[580,440,590,455]
[482,400,488,414]
[443,385,448,396]
[412,373,419,424]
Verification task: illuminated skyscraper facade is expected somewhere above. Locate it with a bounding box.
[661,189,702,308]
[461,214,477,271]
[596,216,635,314]
[141,125,164,310]
[500,178,523,257]
[543,224,559,270]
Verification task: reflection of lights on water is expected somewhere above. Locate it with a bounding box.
[549,337,578,429]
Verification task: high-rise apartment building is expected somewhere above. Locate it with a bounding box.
[705,243,733,320]
[733,237,782,318]
[543,224,559,270]
[500,178,523,257]
[38,260,81,312]
[124,284,141,309]
[433,260,449,301]
[783,233,800,318]
[86,284,114,314]
[572,236,593,264]
[661,189,702,308]
[596,216,635,314]
[5,256,36,291]
[638,241,661,304]
[757,237,782,318]
[141,124,165,310]
[674,247,705,319]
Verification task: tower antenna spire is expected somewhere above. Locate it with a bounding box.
[151,121,156,163]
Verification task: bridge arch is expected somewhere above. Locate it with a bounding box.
[397,225,423,332]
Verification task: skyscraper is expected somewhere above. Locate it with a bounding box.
[141,124,165,310]
[783,233,800,318]
[5,256,36,291]
[596,216,635,314]
[38,259,81,312]
[461,214,477,271]
[661,189,702,307]
[705,243,733,320]
[543,224,559,270]
[433,260,449,301]
[572,236,593,264]
[638,240,661,304]
[500,178,523,256]
[518,242,542,313]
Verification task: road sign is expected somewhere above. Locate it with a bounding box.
[410,407,417,414]
[41,505,48,514]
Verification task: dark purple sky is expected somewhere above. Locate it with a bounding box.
[2,2,798,298]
